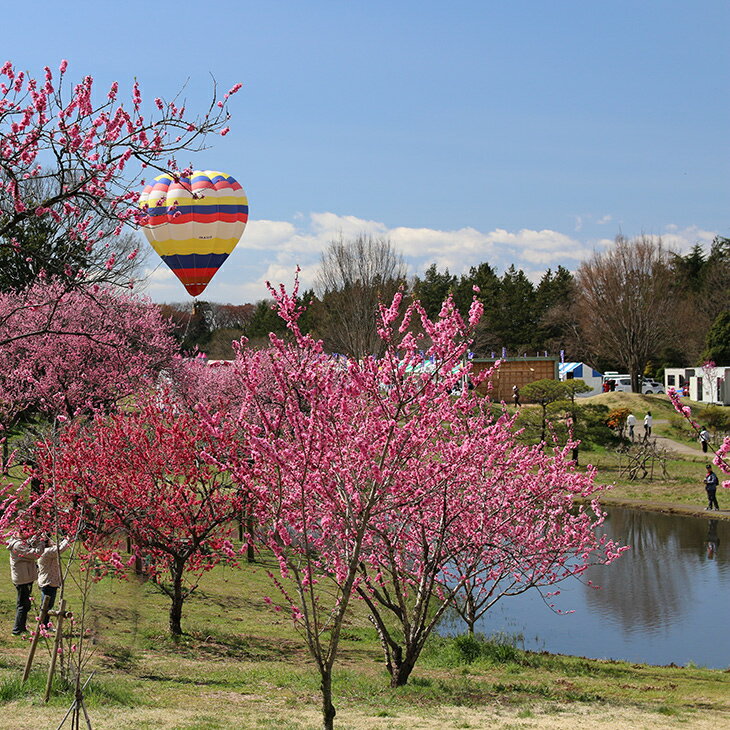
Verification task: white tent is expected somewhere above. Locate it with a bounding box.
[558,362,603,397]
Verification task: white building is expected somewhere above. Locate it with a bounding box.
[664,366,730,405]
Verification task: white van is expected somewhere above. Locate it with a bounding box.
[603,372,632,392]
[603,373,665,394]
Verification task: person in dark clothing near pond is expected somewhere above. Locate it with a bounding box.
[704,464,720,511]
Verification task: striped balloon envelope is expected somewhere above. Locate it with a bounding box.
[138,170,248,297]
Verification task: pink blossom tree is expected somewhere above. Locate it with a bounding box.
[0,59,240,298]
[165,354,245,414]
[355,433,622,687]
[215,282,623,729]
[0,281,176,468]
[36,393,244,636]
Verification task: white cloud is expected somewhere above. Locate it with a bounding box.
[655,225,716,254]
[137,213,719,304]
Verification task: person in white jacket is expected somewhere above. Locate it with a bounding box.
[7,534,43,635]
[37,536,70,613]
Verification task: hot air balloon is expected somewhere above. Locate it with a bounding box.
[139,170,248,297]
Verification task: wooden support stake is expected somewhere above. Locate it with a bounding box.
[22,594,51,682]
[44,598,66,703]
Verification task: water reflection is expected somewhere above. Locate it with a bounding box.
[440,507,730,669]
[583,509,695,635]
[706,520,720,559]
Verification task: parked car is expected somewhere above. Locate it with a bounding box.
[602,374,632,393]
[602,373,665,394]
[642,379,665,395]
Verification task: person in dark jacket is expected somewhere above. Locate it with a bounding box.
[704,464,720,511]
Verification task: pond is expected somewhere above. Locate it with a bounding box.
[439,506,730,669]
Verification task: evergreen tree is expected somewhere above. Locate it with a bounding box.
[703,310,730,364]
[453,262,500,317]
[492,265,536,351]
[534,266,577,350]
[244,299,288,344]
[412,263,457,319]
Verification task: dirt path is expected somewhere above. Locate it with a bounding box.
[650,419,704,458]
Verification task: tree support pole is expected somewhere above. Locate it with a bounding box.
[23,594,51,682]
[45,598,67,702]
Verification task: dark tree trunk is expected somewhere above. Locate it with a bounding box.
[320,668,336,730]
[389,649,419,688]
[246,513,255,563]
[169,567,184,636]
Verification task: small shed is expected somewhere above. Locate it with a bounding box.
[471,357,558,401]
[558,362,603,397]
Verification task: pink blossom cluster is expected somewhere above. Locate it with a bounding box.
[0,281,177,443]
[0,60,240,282]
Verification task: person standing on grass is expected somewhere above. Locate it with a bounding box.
[7,532,43,635]
[699,427,711,454]
[643,411,653,441]
[704,464,720,511]
[626,412,637,441]
[37,535,70,615]
[512,385,520,407]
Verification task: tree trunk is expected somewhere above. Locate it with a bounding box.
[540,404,547,442]
[169,568,184,636]
[246,513,255,563]
[320,668,336,730]
[465,589,476,635]
[390,650,419,688]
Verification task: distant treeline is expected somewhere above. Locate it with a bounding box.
[159,236,730,379]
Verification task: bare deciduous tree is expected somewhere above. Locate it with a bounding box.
[576,235,678,391]
[314,233,406,358]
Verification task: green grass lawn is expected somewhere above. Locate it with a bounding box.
[1,546,729,730]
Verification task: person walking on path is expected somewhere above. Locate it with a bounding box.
[643,411,653,441]
[699,427,711,454]
[7,533,43,635]
[626,413,637,441]
[37,535,70,614]
[704,464,720,511]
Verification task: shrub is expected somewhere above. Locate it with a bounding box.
[436,634,524,667]
[606,408,630,431]
[698,406,730,435]
[453,634,484,664]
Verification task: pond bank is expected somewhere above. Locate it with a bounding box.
[591,494,730,521]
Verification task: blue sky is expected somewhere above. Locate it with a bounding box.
[5,2,728,303]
